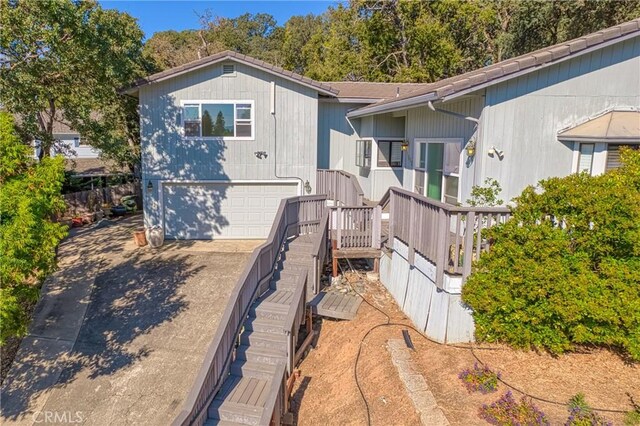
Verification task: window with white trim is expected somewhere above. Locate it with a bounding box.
[182,101,254,139]
[377,140,403,167]
[356,139,371,168]
[577,143,595,174]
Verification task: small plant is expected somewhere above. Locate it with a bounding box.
[565,393,612,426]
[459,362,500,394]
[467,177,504,207]
[479,391,549,425]
[624,393,640,426]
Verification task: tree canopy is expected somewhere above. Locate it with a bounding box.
[143,0,640,82]
[0,0,149,169]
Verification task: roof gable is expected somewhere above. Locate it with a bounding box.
[558,110,640,143]
[124,50,338,96]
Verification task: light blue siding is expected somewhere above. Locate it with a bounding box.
[480,36,640,201]
[140,60,319,228]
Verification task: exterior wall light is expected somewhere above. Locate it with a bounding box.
[401,141,409,151]
[465,139,476,157]
[304,180,312,194]
[146,180,153,193]
[488,146,504,159]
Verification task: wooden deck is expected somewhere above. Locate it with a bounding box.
[309,290,362,320]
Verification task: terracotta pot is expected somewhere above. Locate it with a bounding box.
[133,230,148,247]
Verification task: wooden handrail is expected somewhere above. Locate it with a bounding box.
[380,187,511,287]
[316,169,365,206]
[173,195,327,426]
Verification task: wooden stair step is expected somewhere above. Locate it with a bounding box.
[240,330,288,350]
[230,359,279,380]
[244,317,286,334]
[259,288,295,305]
[208,399,264,426]
[236,344,287,365]
[249,303,289,322]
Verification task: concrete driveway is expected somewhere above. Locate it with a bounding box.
[1,216,260,425]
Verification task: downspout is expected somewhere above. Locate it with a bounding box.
[271,81,307,195]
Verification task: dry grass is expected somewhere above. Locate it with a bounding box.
[292,275,640,425]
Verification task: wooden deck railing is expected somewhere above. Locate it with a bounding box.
[317,169,365,206]
[331,206,382,250]
[173,195,327,426]
[382,187,511,286]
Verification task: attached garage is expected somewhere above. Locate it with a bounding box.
[162,181,299,239]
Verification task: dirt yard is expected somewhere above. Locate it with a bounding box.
[291,272,640,425]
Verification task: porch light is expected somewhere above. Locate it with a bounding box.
[465,139,476,157]
[146,180,153,193]
[304,180,312,194]
[401,141,409,151]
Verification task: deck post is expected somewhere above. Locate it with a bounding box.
[435,208,448,289]
[408,197,416,265]
[336,207,342,249]
[332,239,338,278]
[372,205,382,250]
[388,191,395,248]
[462,211,476,282]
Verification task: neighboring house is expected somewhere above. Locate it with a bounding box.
[32,113,101,160]
[125,19,639,240]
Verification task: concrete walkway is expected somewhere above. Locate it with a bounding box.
[1,216,260,425]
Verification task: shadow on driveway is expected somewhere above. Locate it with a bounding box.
[1,216,254,425]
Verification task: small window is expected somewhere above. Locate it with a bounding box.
[377,140,403,168]
[443,175,459,205]
[356,139,371,168]
[183,104,201,137]
[222,64,235,75]
[577,143,594,174]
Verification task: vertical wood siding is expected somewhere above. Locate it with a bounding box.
[139,61,319,226]
[404,97,484,203]
[480,37,640,201]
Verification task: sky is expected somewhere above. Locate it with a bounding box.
[99,1,342,40]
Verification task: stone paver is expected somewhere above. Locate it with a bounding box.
[387,339,450,426]
[1,216,259,425]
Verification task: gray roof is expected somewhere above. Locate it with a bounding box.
[124,50,339,96]
[65,158,129,176]
[349,18,640,118]
[326,81,431,101]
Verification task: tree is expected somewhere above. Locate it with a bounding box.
[202,110,214,136]
[0,0,148,170]
[0,111,67,344]
[213,111,226,136]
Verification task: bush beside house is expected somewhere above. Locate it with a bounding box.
[462,148,640,361]
[0,112,67,344]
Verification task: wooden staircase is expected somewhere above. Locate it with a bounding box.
[205,235,316,426]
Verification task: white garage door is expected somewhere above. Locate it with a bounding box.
[163,182,298,239]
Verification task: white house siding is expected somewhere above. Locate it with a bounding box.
[139,60,319,232]
[479,36,640,202]
[35,133,101,159]
[403,97,484,203]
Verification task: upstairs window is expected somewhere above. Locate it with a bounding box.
[377,140,403,168]
[182,101,254,139]
[355,139,371,168]
[606,144,639,171]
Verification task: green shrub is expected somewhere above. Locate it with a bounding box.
[565,393,612,426]
[462,148,640,361]
[0,112,67,344]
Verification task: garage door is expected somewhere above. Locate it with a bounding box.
[163,182,298,239]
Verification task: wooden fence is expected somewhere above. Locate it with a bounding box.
[382,187,511,286]
[316,169,365,206]
[63,183,140,214]
[172,195,328,426]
